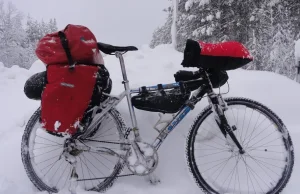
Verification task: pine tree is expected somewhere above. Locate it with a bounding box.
[49,18,58,32]
[150,9,172,48]
[0,1,59,69]
[150,0,300,81]
[0,1,31,68]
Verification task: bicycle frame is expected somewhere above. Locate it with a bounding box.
[62,51,246,187]
[81,51,214,151]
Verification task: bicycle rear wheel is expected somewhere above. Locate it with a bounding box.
[186,97,294,194]
[21,107,128,193]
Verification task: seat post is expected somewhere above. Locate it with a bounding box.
[116,52,129,83]
[115,52,139,130]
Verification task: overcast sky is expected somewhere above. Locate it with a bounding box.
[9,0,169,47]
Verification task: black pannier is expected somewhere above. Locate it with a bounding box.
[131,88,191,114]
[24,71,47,100]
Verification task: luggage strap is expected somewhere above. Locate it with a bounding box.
[58,31,76,70]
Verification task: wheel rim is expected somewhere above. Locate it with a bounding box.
[24,111,125,192]
[190,100,293,194]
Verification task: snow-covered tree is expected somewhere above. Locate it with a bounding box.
[26,16,58,45]
[0,1,30,68]
[49,18,58,33]
[151,0,299,80]
[0,1,58,69]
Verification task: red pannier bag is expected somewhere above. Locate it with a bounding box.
[35,24,104,136]
[181,39,253,70]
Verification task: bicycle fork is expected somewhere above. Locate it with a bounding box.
[208,93,245,154]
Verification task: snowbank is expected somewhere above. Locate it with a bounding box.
[0,45,299,194]
[29,60,46,74]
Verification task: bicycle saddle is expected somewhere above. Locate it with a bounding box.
[97,42,138,55]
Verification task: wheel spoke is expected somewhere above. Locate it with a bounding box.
[188,99,293,194]
[23,109,126,193]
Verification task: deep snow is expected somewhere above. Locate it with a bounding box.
[0,44,299,194]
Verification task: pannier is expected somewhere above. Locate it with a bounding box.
[24,71,47,100]
[181,39,253,70]
[132,87,191,114]
[24,24,110,136]
[24,65,111,102]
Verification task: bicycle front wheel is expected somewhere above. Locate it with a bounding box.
[186,97,294,194]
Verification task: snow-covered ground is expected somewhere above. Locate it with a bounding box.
[0,44,299,194]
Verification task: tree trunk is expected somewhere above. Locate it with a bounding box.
[171,0,179,49]
[296,62,300,83]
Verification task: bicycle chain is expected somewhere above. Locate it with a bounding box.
[77,173,134,181]
[81,139,131,146]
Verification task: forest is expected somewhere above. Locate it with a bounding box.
[151,0,300,80]
[0,1,57,69]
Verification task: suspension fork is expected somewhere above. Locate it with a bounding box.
[207,91,245,154]
[203,72,245,154]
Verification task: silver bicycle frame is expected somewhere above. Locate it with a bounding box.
[82,52,140,140]
[116,52,138,128]
[82,51,205,150]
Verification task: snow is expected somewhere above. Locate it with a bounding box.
[184,0,194,11]
[0,62,4,69]
[206,26,214,35]
[216,11,221,19]
[83,39,96,44]
[268,0,281,7]
[187,15,196,21]
[192,29,199,36]
[199,0,210,7]
[185,0,210,11]
[295,39,300,62]
[29,60,46,74]
[154,113,174,131]
[54,121,61,131]
[73,120,80,128]
[206,14,214,21]
[48,38,56,44]
[0,44,300,194]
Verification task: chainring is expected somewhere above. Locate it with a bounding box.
[125,142,159,176]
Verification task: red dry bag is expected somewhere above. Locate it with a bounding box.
[35,24,104,136]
